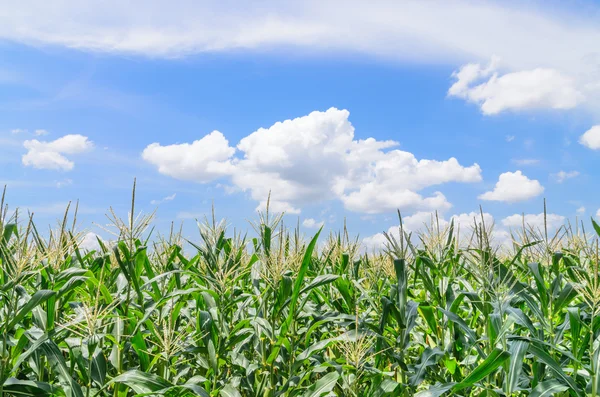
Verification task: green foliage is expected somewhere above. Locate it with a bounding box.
[2,187,600,397]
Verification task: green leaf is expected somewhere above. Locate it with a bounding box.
[440,308,485,357]
[409,347,444,386]
[131,331,150,372]
[219,384,241,397]
[506,340,529,395]
[8,290,56,330]
[528,344,581,396]
[394,258,407,323]
[109,370,171,394]
[529,379,570,397]
[269,228,322,365]
[592,218,600,238]
[288,228,322,322]
[298,274,339,296]
[91,350,107,386]
[415,383,455,397]
[2,378,56,396]
[38,339,84,397]
[304,372,339,397]
[453,348,510,392]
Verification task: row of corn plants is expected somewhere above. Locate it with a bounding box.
[1,186,600,396]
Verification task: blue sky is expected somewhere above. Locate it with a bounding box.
[1,0,600,247]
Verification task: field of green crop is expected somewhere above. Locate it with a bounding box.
[1,186,599,397]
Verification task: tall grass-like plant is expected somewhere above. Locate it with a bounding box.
[3,185,600,396]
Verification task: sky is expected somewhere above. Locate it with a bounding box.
[1,0,600,249]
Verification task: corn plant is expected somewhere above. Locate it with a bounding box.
[1,185,600,396]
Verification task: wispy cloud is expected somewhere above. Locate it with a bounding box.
[176,211,206,220]
[0,0,598,75]
[552,170,579,183]
[19,201,101,216]
[512,159,540,166]
[150,193,176,205]
[55,178,73,188]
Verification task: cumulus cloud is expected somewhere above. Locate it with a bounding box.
[143,108,482,214]
[339,155,481,214]
[22,134,93,171]
[579,126,600,150]
[231,108,358,213]
[449,58,583,115]
[501,213,565,231]
[363,211,495,251]
[302,218,324,229]
[552,170,579,183]
[150,193,176,205]
[479,171,544,202]
[142,131,235,183]
[577,206,585,214]
[79,232,104,252]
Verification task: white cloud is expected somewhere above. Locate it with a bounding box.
[501,213,565,231]
[553,170,579,183]
[11,128,27,134]
[231,108,358,213]
[512,159,540,166]
[21,201,99,216]
[302,218,324,229]
[3,2,600,132]
[79,232,104,252]
[143,108,482,214]
[479,171,544,202]
[449,58,583,115]
[577,206,585,214]
[0,1,597,76]
[176,211,201,220]
[35,129,49,136]
[597,209,600,218]
[55,178,73,188]
[579,125,600,150]
[22,134,93,171]
[451,212,495,230]
[363,210,495,251]
[402,211,449,232]
[150,193,176,205]
[142,131,235,183]
[362,231,395,252]
[505,135,515,142]
[338,155,481,214]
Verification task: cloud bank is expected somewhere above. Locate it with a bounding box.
[143,108,482,214]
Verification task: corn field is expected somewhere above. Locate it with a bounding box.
[1,187,600,397]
